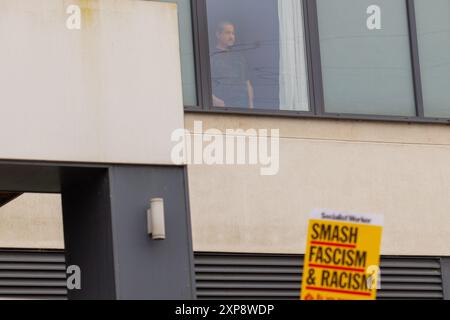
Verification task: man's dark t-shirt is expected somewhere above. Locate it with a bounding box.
[210,48,249,107]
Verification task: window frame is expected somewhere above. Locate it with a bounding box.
[185,0,450,125]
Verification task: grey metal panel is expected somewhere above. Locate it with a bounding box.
[0,252,65,263]
[441,258,450,300]
[0,250,67,300]
[107,166,196,300]
[0,263,65,271]
[0,288,67,295]
[194,253,444,300]
[0,279,66,287]
[0,296,67,300]
[380,259,441,269]
[0,271,66,279]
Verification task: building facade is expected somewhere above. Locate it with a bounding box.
[0,0,450,299]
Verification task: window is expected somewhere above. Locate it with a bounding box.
[317,0,416,116]
[415,0,450,118]
[205,0,310,111]
[189,0,450,123]
[160,0,197,106]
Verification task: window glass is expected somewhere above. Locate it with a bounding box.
[415,0,450,118]
[206,0,309,111]
[317,0,416,116]
[159,0,197,106]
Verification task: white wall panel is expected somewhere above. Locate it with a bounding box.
[0,0,184,165]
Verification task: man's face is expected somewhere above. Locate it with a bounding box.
[217,24,235,49]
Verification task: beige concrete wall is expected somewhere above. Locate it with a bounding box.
[1,115,450,256]
[0,194,64,249]
[186,113,450,256]
[0,0,184,165]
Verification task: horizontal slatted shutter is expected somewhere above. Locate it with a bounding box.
[0,250,444,300]
[194,253,444,300]
[0,250,67,300]
[195,254,302,299]
[378,257,443,299]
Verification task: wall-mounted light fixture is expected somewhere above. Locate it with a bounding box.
[147,198,166,240]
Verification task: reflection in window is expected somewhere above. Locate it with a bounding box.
[415,0,450,118]
[160,0,197,106]
[317,0,415,116]
[206,0,309,111]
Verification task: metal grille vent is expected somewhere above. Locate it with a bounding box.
[0,250,67,300]
[194,253,444,300]
[0,250,443,300]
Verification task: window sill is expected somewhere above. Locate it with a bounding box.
[184,106,450,126]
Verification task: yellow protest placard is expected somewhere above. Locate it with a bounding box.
[301,210,383,300]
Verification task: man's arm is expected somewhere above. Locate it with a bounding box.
[212,95,225,107]
[247,80,254,109]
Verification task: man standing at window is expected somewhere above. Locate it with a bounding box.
[211,22,254,109]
